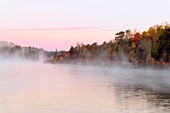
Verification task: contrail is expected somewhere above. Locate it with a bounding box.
[0,26,109,31]
[0,26,147,32]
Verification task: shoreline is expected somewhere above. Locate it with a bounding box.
[44,58,170,70]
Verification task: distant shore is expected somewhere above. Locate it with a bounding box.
[45,23,170,69]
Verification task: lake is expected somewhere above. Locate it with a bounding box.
[0,60,170,113]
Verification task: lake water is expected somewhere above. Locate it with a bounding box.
[0,60,170,113]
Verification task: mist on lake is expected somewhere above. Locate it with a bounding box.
[0,59,170,113]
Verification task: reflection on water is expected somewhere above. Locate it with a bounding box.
[0,62,170,113]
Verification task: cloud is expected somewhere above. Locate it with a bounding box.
[0,27,99,31]
[0,26,119,32]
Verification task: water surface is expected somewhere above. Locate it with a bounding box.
[0,61,170,113]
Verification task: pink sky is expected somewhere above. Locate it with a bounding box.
[0,25,152,51]
[0,0,169,51]
[0,27,116,51]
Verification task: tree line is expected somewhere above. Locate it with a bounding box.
[45,23,170,68]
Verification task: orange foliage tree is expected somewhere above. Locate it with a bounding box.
[133,32,141,45]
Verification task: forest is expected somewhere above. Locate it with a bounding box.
[45,23,170,69]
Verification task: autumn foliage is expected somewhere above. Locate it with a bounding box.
[133,32,141,45]
[45,23,170,69]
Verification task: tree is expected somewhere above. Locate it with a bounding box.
[125,29,131,39]
[14,45,22,51]
[147,27,156,37]
[69,46,75,57]
[141,31,147,38]
[115,31,125,44]
[151,43,158,59]
[155,25,164,41]
[133,32,141,45]
[158,28,170,61]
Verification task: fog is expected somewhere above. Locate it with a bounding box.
[60,64,170,92]
[0,55,170,93]
[0,50,170,94]
[0,41,49,62]
[0,58,170,113]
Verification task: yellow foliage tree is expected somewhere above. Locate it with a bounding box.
[131,42,136,49]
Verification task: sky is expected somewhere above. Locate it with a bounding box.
[0,0,169,51]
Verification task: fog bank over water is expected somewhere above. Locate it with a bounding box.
[60,64,170,92]
[0,41,51,62]
[27,60,170,93]
[0,60,170,113]
[0,56,41,64]
[0,57,170,93]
